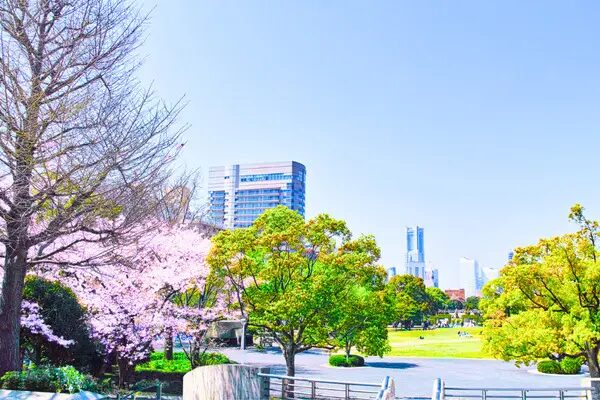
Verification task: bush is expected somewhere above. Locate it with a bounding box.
[536,360,562,374]
[22,276,103,374]
[328,354,365,367]
[0,366,98,393]
[0,372,23,390]
[560,358,582,375]
[138,351,232,373]
[197,352,232,366]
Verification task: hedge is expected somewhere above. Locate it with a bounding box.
[537,360,562,374]
[0,366,98,393]
[537,358,582,375]
[559,358,582,374]
[328,354,365,367]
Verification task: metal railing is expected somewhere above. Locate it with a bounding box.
[100,379,164,400]
[258,372,384,399]
[442,386,594,400]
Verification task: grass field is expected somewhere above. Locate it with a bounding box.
[387,327,489,359]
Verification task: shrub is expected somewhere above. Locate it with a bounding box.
[0,366,98,393]
[560,358,582,375]
[22,276,103,373]
[0,371,23,390]
[197,352,232,366]
[137,351,232,373]
[536,360,562,374]
[328,354,365,367]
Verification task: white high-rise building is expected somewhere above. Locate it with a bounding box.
[459,257,480,298]
[208,161,306,229]
[405,226,426,280]
[480,267,499,286]
[387,267,397,281]
[425,267,439,288]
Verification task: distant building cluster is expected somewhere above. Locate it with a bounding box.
[207,160,510,299]
[385,223,507,299]
[457,257,499,298]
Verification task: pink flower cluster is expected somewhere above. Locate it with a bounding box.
[34,221,233,364]
[21,300,74,347]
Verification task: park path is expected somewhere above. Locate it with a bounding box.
[221,348,586,398]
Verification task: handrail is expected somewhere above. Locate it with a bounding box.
[431,378,442,400]
[445,387,592,391]
[258,372,382,387]
[99,379,163,400]
[442,384,592,400]
[260,373,387,400]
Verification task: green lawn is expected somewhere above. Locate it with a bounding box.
[387,327,489,359]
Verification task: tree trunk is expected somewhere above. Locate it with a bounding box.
[284,347,295,377]
[165,327,173,360]
[345,341,352,361]
[586,346,600,400]
[283,347,296,399]
[117,355,133,389]
[0,252,28,376]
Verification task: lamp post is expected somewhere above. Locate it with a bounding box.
[240,317,247,350]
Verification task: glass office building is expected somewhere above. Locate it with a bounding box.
[208,161,306,229]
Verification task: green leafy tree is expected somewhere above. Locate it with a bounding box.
[327,285,392,360]
[21,276,102,373]
[425,287,450,315]
[448,299,464,310]
[464,296,480,312]
[208,206,383,377]
[481,204,600,393]
[386,275,428,327]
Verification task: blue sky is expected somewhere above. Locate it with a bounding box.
[137,1,600,288]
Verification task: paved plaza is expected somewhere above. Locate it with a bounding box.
[222,348,586,398]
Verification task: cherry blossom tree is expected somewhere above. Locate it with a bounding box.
[0,0,185,375]
[34,221,230,386]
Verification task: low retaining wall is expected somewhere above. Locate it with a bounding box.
[183,364,270,400]
[0,390,104,399]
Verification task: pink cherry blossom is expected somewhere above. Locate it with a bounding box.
[21,300,74,348]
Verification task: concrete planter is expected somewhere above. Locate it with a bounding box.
[183,364,269,400]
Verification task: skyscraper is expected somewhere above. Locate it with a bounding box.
[208,161,306,229]
[481,267,499,283]
[425,268,439,288]
[459,257,480,298]
[387,267,397,281]
[406,226,426,280]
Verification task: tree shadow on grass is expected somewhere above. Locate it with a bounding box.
[366,361,418,370]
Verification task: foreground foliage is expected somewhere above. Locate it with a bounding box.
[482,204,600,378]
[209,206,386,376]
[0,0,184,375]
[21,277,102,373]
[0,366,98,393]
